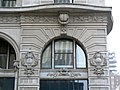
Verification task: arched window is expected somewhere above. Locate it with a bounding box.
[41,38,86,69]
[0,38,16,69]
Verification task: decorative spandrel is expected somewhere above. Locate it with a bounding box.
[90,52,107,75]
[21,49,38,76]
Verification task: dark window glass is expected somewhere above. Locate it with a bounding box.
[0,77,15,90]
[74,80,83,90]
[0,38,16,69]
[1,0,16,7]
[40,80,84,90]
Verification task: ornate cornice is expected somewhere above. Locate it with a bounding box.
[0,4,112,12]
[0,4,113,34]
[0,12,111,34]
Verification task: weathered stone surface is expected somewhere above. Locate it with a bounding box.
[0,1,112,90]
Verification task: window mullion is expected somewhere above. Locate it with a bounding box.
[52,40,54,69]
[73,40,76,69]
[6,44,10,69]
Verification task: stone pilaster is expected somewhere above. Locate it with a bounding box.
[18,50,40,90]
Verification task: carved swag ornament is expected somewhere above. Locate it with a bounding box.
[90,52,107,75]
[21,50,38,76]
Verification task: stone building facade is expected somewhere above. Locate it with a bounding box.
[0,0,113,90]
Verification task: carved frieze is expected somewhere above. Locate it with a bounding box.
[20,15,58,23]
[0,16,20,23]
[47,68,81,78]
[70,15,107,23]
[0,14,107,23]
[20,14,107,23]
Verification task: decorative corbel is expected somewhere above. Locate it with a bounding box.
[21,49,38,76]
[90,52,107,75]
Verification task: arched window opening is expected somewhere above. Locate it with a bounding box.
[41,38,86,69]
[0,38,16,69]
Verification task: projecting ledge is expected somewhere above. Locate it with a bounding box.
[0,4,112,12]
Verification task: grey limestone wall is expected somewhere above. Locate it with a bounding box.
[19,12,110,90]
[0,12,109,90]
